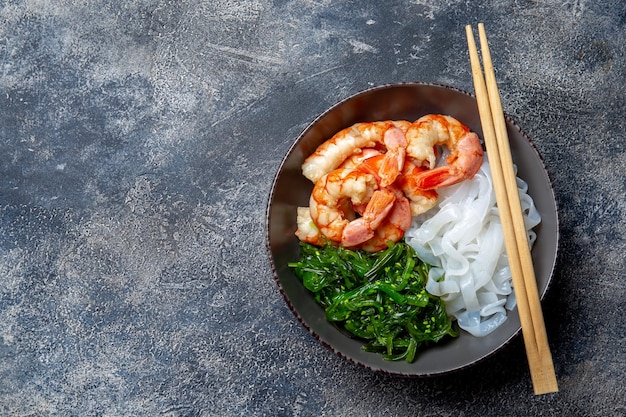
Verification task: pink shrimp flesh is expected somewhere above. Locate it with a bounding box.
[396,161,439,215]
[296,115,483,252]
[358,190,412,252]
[341,188,396,247]
[308,168,377,243]
[301,120,411,184]
[405,114,484,190]
[377,126,407,187]
[414,131,483,189]
[337,148,382,170]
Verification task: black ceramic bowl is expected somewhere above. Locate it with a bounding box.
[266,82,558,376]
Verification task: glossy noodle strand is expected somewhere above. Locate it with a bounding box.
[405,154,541,337]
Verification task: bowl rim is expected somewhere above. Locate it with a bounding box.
[265,81,560,377]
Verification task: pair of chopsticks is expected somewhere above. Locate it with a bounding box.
[466,24,559,395]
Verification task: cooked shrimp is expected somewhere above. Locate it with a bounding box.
[295,207,328,246]
[340,152,386,215]
[309,150,413,249]
[302,120,411,186]
[405,114,484,189]
[341,188,396,247]
[338,154,412,250]
[345,153,437,217]
[296,115,482,252]
[377,126,407,187]
[308,168,379,244]
[358,187,412,252]
[337,148,381,170]
[396,161,439,216]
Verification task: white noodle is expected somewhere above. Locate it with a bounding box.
[404,155,541,337]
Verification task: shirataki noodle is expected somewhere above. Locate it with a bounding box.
[404,154,541,337]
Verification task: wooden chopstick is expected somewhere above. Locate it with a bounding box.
[466,23,558,395]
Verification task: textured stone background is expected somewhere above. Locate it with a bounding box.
[1,1,625,416]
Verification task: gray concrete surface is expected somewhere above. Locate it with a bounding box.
[1,1,624,416]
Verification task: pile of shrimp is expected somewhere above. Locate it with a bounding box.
[296,114,484,252]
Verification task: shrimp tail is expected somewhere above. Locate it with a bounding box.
[414,165,465,189]
[414,132,483,190]
[341,189,396,247]
[378,127,407,187]
[341,218,374,247]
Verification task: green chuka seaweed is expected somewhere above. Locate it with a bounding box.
[288,241,458,363]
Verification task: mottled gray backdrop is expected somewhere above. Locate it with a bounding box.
[1,1,625,416]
